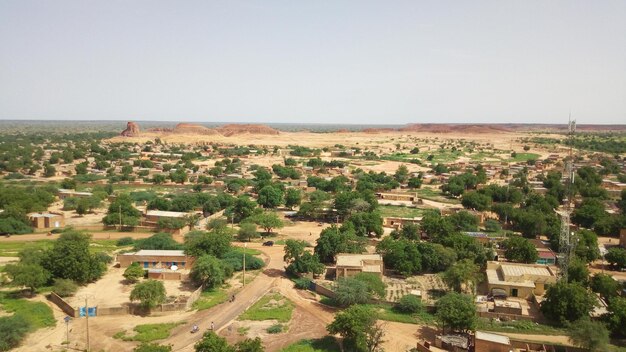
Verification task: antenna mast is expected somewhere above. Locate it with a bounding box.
[557,114,576,281]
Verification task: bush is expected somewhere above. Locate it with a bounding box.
[395,294,423,314]
[95,252,113,264]
[266,324,283,334]
[0,315,31,351]
[293,277,312,290]
[221,251,264,271]
[117,237,135,246]
[52,278,78,297]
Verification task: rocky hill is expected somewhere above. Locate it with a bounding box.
[120,122,140,137]
[171,123,220,135]
[216,124,280,136]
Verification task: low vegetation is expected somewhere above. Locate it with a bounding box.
[238,292,294,322]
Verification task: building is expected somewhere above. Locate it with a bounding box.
[382,216,421,229]
[335,253,384,279]
[486,261,557,299]
[144,210,189,223]
[58,189,93,200]
[117,250,195,280]
[28,212,65,229]
[375,191,419,203]
[473,331,511,352]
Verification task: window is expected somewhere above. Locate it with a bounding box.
[143,262,149,268]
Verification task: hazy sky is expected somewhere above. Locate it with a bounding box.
[1,1,625,124]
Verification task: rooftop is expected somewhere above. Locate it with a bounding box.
[500,263,553,278]
[336,253,382,267]
[145,210,188,218]
[129,250,187,257]
[475,331,510,345]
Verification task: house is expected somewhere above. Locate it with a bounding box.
[335,253,384,279]
[473,331,511,352]
[28,212,65,229]
[58,189,93,200]
[382,216,421,229]
[486,261,557,299]
[117,250,195,280]
[144,210,189,223]
[375,191,418,203]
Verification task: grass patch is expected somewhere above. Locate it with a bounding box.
[0,241,54,257]
[192,288,229,311]
[113,322,185,342]
[361,303,435,325]
[0,291,56,330]
[238,292,294,322]
[505,152,540,162]
[237,326,250,336]
[475,318,565,336]
[231,246,262,256]
[280,337,341,352]
[378,205,424,218]
[267,323,284,334]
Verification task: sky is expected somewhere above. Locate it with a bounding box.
[0,1,625,125]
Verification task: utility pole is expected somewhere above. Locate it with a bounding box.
[64,316,71,345]
[242,243,247,286]
[85,297,90,352]
[119,204,122,230]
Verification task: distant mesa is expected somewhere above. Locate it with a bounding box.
[172,123,220,135]
[217,124,280,136]
[362,128,396,133]
[400,124,510,134]
[119,122,280,137]
[120,122,140,137]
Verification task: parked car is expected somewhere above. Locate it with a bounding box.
[262,240,274,246]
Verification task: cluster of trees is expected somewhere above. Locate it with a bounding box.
[4,231,107,294]
[0,183,57,235]
[194,331,264,352]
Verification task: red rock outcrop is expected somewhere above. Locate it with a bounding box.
[172,123,220,135]
[120,122,140,137]
[217,124,280,136]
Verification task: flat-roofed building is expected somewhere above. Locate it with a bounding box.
[486,261,557,299]
[474,331,511,352]
[117,249,195,271]
[375,191,418,203]
[58,189,93,200]
[335,253,384,279]
[144,210,189,223]
[28,212,65,229]
[382,216,421,229]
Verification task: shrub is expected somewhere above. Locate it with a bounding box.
[293,277,312,290]
[0,315,31,351]
[395,294,423,314]
[117,237,135,246]
[52,278,78,297]
[266,324,283,334]
[95,252,113,264]
[221,251,264,271]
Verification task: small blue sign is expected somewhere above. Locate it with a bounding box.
[79,307,97,317]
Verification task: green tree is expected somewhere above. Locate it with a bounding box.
[315,225,366,263]
[283,239,307,263]
[376,237,421,276]
[575,229,600,263]
[52,278,78,297]
[257,185,284,208]
[502,236,538,263]
[541,281,596,325]
[44,231,105,284]
[395,294,422,314]
[123,263,145,283]
[590,273,619,301]
[327,305,384,352]
[195,331,235,352]
[605,247,626,269]
[135,233,182,251]
[190,255,230,288]
[606,297,626,337]
[4,263,50,295]
[130,280,167,308]
[442,259,480,293]
[334,277,371,306]
[237,222,259,242]
[567,258,590,286]
[435,292,476,333]
[346,211,383,238]
[572,198,608,229]
[102,193,141,227]
[184,230,232,258]
[0,315,31,351]
[134,343,172,352]
[226,196,258,223]
[284,188,302,209]
[461,191,492,211]
[567,319,609,352]
[234,338,264,352]
[394,165,409,183]
[251,212,284,234]
[286,252,325,276]
[354,273,386,299]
